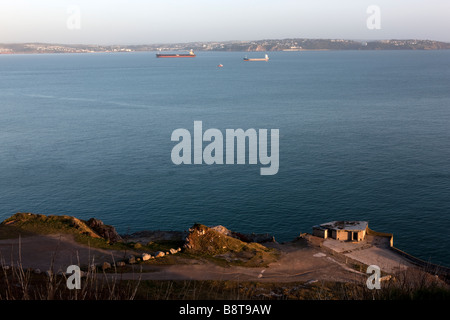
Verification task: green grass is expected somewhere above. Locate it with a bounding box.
[1,213,132,250]
[1,213,186,254]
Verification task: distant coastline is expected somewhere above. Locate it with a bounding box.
[1,38,450,54]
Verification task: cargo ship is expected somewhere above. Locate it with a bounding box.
[156,49,196,58]
[243,54,269,61]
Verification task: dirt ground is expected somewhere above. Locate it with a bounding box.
[120,241,366,283]
[0,233,414,284]
[0,234,129,273]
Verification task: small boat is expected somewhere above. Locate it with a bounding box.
[217,64,223,67]
[244,54,269,62]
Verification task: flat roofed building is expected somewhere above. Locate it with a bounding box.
[312,221,368,242]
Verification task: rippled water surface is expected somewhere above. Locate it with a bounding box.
[1,50,449,266]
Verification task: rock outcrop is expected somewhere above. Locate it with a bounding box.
[183,224,279,267]
[1,213,123,244]
[86,218,122,244]
[211,225,275,243]
[141,253,151,261]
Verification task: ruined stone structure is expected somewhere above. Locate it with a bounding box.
[312,221,368,242]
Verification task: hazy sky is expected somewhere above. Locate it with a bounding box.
[0,0,449,44]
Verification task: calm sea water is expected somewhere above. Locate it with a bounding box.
[0,50,449,266]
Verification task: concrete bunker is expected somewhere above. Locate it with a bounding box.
[312,221,368,242]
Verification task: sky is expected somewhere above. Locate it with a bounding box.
[0,0,449,44]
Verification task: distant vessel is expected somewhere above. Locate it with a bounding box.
[217,64,223,67]
[244,54,269,62]
[156,49,196,58]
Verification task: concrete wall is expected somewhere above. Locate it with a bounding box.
[366,227,393,246]
[312,227,327,238]
[390,246,450,278]
[356,229,366,241]
[335,230,348,241]
[334,229,366,241]
[313,226,366,242]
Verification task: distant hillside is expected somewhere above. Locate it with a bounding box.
[1,38,449,54]
[185,38,450,52]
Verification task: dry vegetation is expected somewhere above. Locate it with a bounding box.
[1,260,449,300]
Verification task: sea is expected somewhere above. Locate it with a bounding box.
[0,50,449,267]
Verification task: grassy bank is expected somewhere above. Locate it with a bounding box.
[0,213,280,268]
